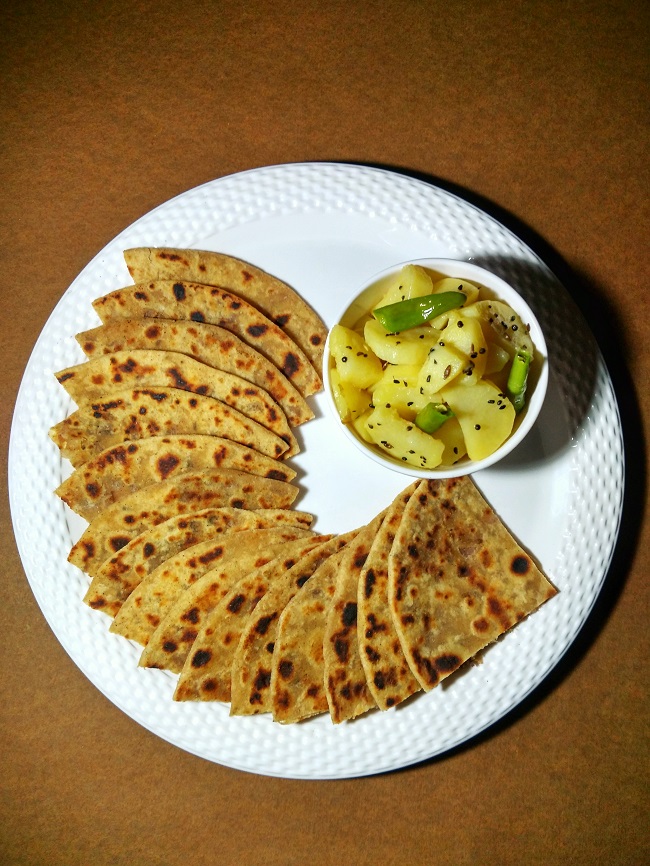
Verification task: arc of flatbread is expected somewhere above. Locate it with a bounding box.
[55,349,298,457]
[173,535,332,703]
[67,468,298,576]
[123,247,327,373]
[270,545,350,724]
[388,477,557,692]
[140,533,323,674]
[56,435,296,522]
[357,482,422,710]
[230,532,358,716]
[323,514,385,724]
[111,527,314,649]
[76,319,313,428]
[49,387,289,467]
[84,507,313,617]
[92,280,322,399]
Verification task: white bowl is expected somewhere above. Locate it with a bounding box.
[323,258,549,478]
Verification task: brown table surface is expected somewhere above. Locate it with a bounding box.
[2,2,648,864]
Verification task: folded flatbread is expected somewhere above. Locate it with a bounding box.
[67,468,298,576]
[323,514,385,723]
[173,535,332,703]
[111,527,314,649]
[84,506,313,617]
[388,477,557,691]
[140,532,321,673]
[123,247,327,373]
[92,280,322,398]
[76,318,313,428]
[56,435,296,521]
[55,349,297,456]
[230,532,358,716]
[270,545,350,724]
[357,482,422,710]
[50,387,289,467]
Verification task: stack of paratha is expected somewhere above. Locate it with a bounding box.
[49,247,327,626]
[170,476,556,724]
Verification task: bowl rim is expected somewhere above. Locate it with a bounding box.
[322,257,549,479]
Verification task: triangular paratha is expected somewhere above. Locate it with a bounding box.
[50,387,289,467]
[67,468,298,576]
[55,349,297,456]
[75,318,313,427]
[56,435,296,521]
[84,506,313,617]
[323,514,385,723]
[123,247,327,373]
[388,477,557,691]
[92,280,322,398]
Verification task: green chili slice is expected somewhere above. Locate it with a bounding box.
[506,349,531,413]
[414,402,455,434]
[373,291,466,332]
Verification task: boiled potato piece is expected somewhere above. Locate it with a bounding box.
[417,341,466,394]
[436,416,468,465]
[351,408,374,443]
[375,264,433,308]
[441,380,515,461]
[364,318,440,366]
[484,342,511,375]
[329,324,383,389]
[463,300,534,358]
[364,405,445,469]
[371,364,432,419]
[329,367,372,423]
[440,313,488,382]
[431,277,480,306]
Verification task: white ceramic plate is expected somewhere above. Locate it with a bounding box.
[8,163,624,779]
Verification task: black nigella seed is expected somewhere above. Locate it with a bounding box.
[475,424,481,430]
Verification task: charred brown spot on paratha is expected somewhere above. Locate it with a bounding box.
[172,282,186,301]
[167,367,189,388]
[411,649,439,687]
[341,602,357,627]
[145,325,160,338]
[334,638,349,663]
[181,607,200,624]
[254,670,271,690]
[254,614,276,635]
[191,649,212,668]
[511,555,531,575]
[282,353,300,380]
[156,453,181,479]
[435,653,462,674]
[278,660,293,680]
[227,594,245,614]
[109,535,130,552]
